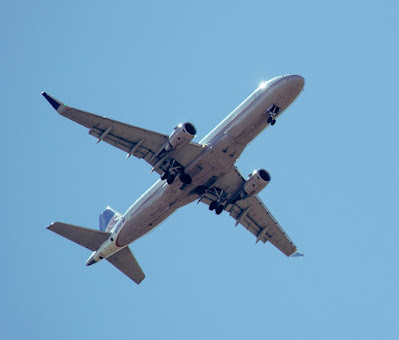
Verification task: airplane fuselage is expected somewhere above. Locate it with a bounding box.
[87,75,304,263]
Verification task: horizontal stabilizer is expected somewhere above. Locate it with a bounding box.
[107,247,145,284]
[48,222,110,251]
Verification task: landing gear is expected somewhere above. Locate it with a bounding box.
[266,104,280,126]
[167,174,176,185]
[209,201,218,211]
[162,168,191,185]
[267,116,276,125]
[268,104,280,115]
[161,170,170,180]
[161,169,175,184]
[215,204,224,215]
[208,188,227,215]
[209,200,224,214]
[179,172,192,185]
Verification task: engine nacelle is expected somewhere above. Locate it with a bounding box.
[241,169,271,198]
[165,122,197,151]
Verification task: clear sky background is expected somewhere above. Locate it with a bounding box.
[1,1,398,339]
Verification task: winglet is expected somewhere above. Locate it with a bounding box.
[41,92,65,111]
[291,252,304,258]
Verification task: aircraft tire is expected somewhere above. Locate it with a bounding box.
[215,205,224,215]
[161,170,170,180]
[271,119,276,126]
[180,173,192,185]
[167,174,176,185]
[267,116,273,124]
[209,201,218,211]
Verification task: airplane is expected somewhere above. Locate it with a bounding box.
[42,74,305,284]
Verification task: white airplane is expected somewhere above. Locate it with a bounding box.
[43,74,304,284]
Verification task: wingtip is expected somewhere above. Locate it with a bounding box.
[136,275,145,285]
[291,252,304,258]
[41,91,62,111]
[47,222,60,230]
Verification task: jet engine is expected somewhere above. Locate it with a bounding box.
[165,122,197,151]
[240,169,271,198]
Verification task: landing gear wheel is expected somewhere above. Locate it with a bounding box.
[161,170,170,180]
[271,119,276,126]
[215,205,224,215]
[179,173,192,185]
[267,116,273,124]
[209,201,218,211]
[167,174,176,185]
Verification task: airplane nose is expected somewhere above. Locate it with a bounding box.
[292,75,305,90]
[281,75,305,95]
[286,75,305,89]
[275,75,305,107]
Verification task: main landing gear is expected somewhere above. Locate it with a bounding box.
[209,201,224,215]
[161,169,192,185]
[266,104,280,126]
[207,187,228,215]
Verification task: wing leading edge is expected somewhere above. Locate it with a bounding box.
[41,92,204,175]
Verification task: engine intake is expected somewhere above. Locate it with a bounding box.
[165,122,197,151]
[241,169,271,198]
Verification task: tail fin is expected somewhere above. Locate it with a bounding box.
[99,207,122,232]
[107,247,145,284]
[48,222,110,251]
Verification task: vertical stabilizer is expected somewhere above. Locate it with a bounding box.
[99,207,122,232]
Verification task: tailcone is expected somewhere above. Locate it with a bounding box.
[86,258,98,266]
[86,251,100,266]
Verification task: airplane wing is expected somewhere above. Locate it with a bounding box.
[41,92,204,175]
[199,167,298,256]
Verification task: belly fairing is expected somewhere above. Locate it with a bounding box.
[116,181,198,246]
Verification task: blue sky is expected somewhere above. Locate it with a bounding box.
[1,0,398,339]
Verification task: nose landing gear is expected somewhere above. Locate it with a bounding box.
[266,104,280,126]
